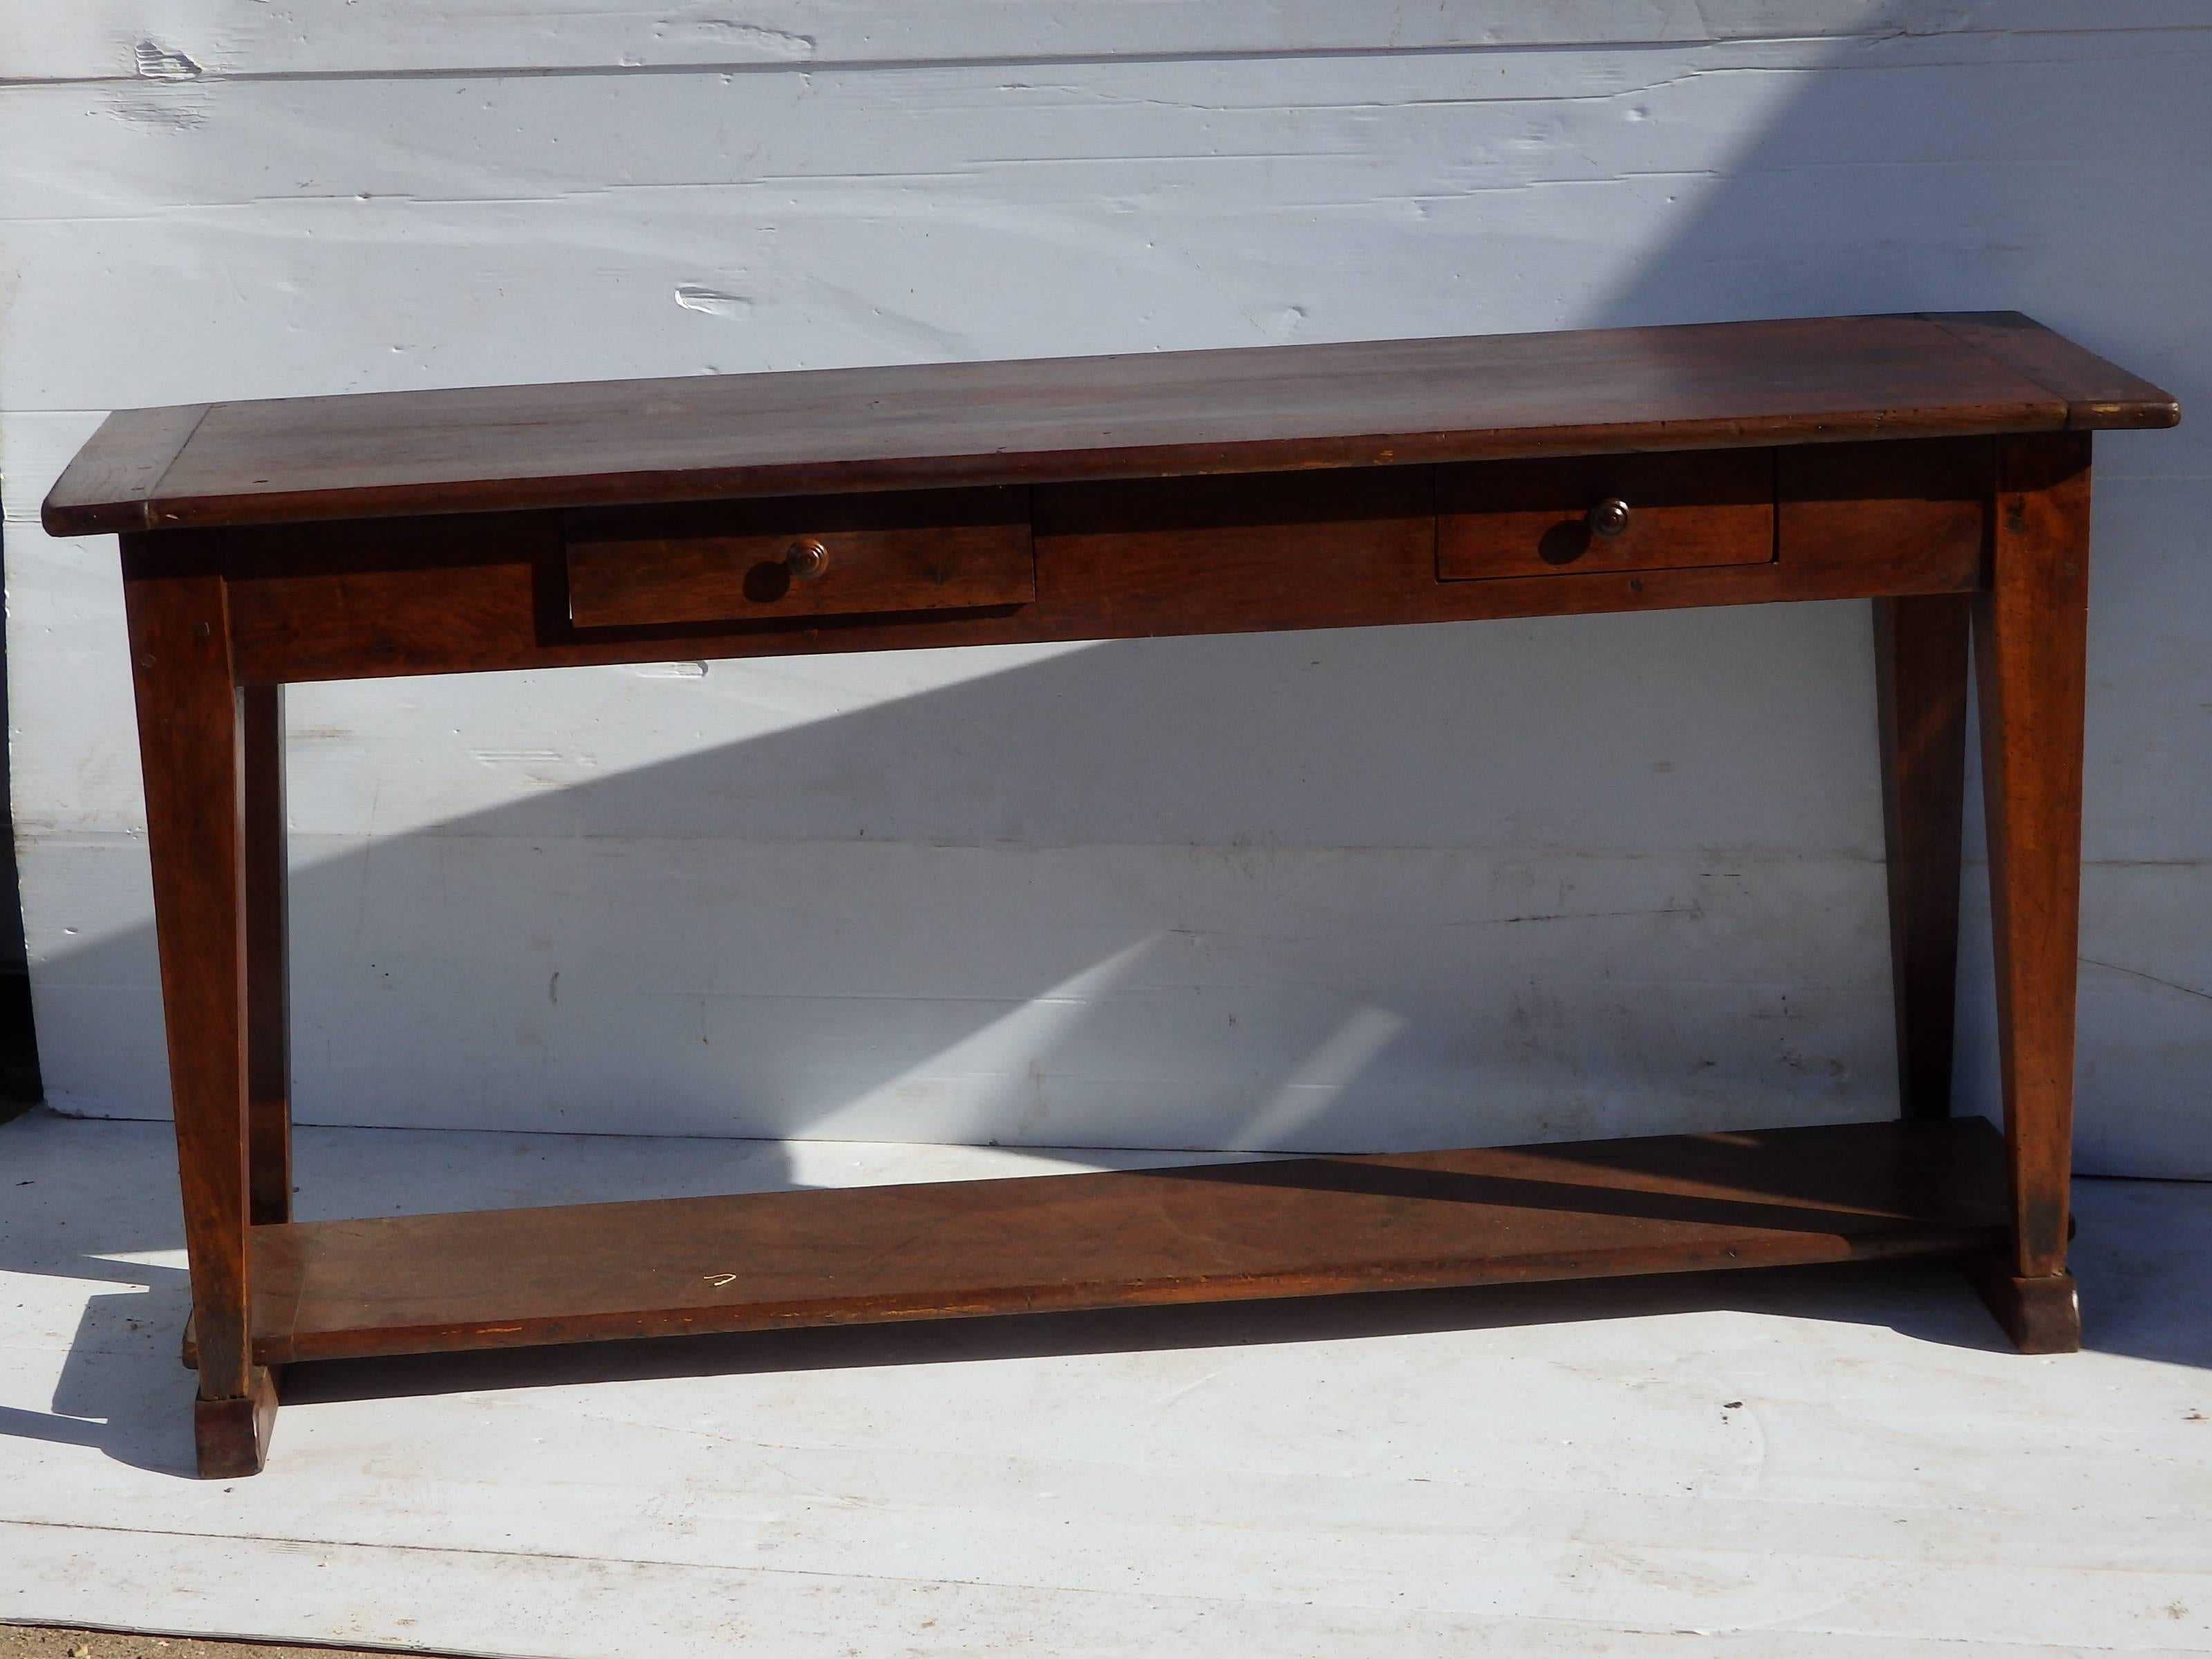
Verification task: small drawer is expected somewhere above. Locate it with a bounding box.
[565,487,1033,628]
[1438,449,1774,581]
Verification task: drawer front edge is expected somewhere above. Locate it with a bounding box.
[1438,449,1776,581]
[566,486,1033,628]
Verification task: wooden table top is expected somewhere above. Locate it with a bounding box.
[44,311,2176,537]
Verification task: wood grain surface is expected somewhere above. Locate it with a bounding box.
[241,1118,2009,1365]
[122,543,283,1471]
[211,440,1993,684]
[241,684,292,1228]
[121,553,254,1398]
[565,486,1033,628]
[40,314,2175,538]
[1923,312,2182,430]
[1873,592,1973,1123]
[1438,448,1773,580]
[66,315,2168,1474]
[1976,432,2094,1295]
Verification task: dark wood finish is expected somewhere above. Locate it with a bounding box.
[1969,1258,2082,1354]
[192,1362,279,1479]
[44,317,2180,1471]
[1776,438,1992,581]
[242,1119,2007,1365]
[42,404,207,532]
[120,545,272,1468]
[39,314,2175,538]
[215,451,1988,686]
[1974,432,2093,1318]
[566,486,1033,628]
[1802,440,1989,1119]
[242,684,292,1226]
[1035,466,1442,638]
[1437,449,1772,581]
[1923,312,2180,431]
[1873,592,1974,1121]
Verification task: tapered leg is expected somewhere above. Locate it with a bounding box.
[1873,593,1971,1121]
[1970,432,2092,1354]
[124,544,278,1475]
[242,684,292,1226]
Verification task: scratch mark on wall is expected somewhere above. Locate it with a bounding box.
[675,285,753,317]
[104,91,209,131]
[2081,957,2212,1004]
[133,42,203,82]
[681,21,815,62]
[1485,905,1704,927]
[797,277,973,357]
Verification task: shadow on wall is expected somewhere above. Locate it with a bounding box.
[41,607,1901,1154]
[26,8,2212,1167]
[1572,14,2211,1163]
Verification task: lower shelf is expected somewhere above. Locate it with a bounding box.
[234,1116,2009,1366]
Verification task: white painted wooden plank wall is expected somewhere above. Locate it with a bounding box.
[12,2,2208,82]
[4,4,2207,1172]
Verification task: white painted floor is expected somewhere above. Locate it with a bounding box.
[1,1107,2208,1657]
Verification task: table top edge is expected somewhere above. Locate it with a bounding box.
[41,312,2180,539]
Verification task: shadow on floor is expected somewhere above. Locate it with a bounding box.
[2,1111,2204,1480]
[279,1253,2027,1412]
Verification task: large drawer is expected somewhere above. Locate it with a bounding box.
[1438,449,1774,581]
[565,487,1033,628]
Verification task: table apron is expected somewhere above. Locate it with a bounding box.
[208,438,1991,685]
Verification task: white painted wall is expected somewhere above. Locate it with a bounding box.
[4,3,2207,1172]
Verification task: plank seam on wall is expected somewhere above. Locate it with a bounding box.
[12,21,2212,88]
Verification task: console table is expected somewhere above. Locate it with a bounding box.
[41,312,2180,1478]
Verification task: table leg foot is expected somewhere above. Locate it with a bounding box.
[194,1365,279,1479]
[1969,1257,2081,1354]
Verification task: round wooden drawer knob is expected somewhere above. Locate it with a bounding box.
[784,538,830,579]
